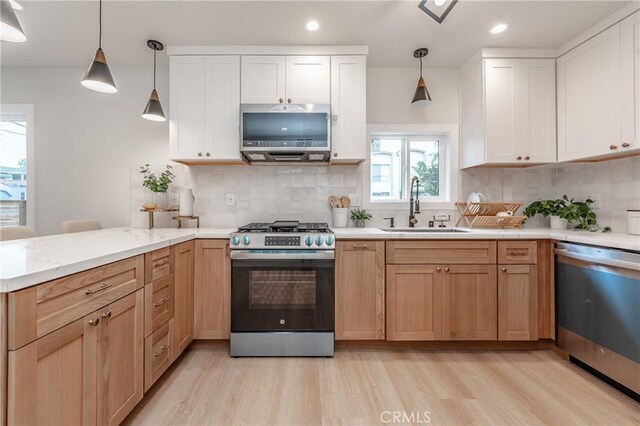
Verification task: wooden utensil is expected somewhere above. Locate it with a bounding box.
[341,196,351,208]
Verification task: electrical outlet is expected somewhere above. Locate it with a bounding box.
[349,194,361,207]
[226,193,235,206]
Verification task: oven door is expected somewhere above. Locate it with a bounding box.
[231,250,335,332]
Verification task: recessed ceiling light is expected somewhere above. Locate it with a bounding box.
[491,23,508,34]
[434,0,447,6]
[305,20,320,31]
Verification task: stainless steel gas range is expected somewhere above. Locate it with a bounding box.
[229,220,335,357]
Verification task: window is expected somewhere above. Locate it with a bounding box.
[369,136,445,203]
[0,105,33,228]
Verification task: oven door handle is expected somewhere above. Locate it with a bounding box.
[554,248,640,271]
[230,251,335,260]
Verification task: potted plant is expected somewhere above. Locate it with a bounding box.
[350,208,373,228]
[524,195,611,232]
[140,164,175,210]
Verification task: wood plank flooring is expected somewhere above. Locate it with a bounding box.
[125,343,639,425]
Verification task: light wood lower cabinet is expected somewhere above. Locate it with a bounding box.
[174,241,194,357]
[386,265,442,341]
[194,240,231,339]
[335,241,385,340]
[442,265,497,340]
[498,265,538,341]
[144,319,175,392]
[144,273,175,338]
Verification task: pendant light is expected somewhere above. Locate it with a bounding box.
[0,0,26,42]
[411,48,432,106]
[142,40,166,122]
[81,0,117,93]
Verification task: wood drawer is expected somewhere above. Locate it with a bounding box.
[144,273,175,337]
[8,255,144,350]
[339,241,380,251]
[144,318,174,392]
[386,241,497,264]
[498,241,537,264]
[145,247,174,284]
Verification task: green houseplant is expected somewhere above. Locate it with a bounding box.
[350,208,373,228]
[524,195,610,232]
[140,164,175,209]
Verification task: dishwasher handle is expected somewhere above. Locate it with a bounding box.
[554,248,640,271]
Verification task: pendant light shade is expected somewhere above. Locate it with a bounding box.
[82,0,117,93]
[0,0,26,43]
[411,48,432,106]
[142,40,166,122]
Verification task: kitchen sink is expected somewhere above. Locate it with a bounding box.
[379,228,469,233]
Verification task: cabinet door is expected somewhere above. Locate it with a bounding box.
[442,265,497,340]
[335,241,385,340]
[557,24,622,161]
[97,289,144,426]
[205,56,241,161]
[194,240,231,339]
[241,56,286,103]
[169,56,206,160]
[386,265,442,341]
[621,11,640,152]
[174,240,194,356]
[498,265,538,341]
[520,59,556,163]
[8,314,98,425]
[330,56,367,163]
[485,59,520,163]
[285,56,330,103]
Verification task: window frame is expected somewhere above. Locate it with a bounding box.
[363,124,459,211]
[0,104,35,228]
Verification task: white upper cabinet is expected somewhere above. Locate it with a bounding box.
[286,56,331,104]
[621,11,640,152]
[170,56,206,160]
[241,55,330,104]
[557,24,622,162]
[330,55,367,163]
[170,55,241,163]
[240,56,286,104]
[460,54,556,168]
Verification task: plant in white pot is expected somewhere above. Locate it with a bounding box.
[524,196,611,232]
[140,164,175,210]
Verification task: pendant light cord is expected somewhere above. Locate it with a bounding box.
[419,56,423,78]
[153,48,157,90]
[98,0,102,49]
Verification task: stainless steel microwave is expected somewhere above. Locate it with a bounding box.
[240,103,331,163]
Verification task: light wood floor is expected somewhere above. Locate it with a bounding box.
[125,343,639,425]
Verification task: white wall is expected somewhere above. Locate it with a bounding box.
[1,65,458,234]
[1,67,170,235]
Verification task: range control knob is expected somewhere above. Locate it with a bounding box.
[241,235,251,246]
[316,236,324,246]
[304,236,314,247]
[325,236,334,246]
[231,235,240,246]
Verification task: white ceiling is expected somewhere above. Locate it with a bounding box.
[1,0,631,68]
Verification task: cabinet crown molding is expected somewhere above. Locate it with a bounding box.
[167,45,369,56]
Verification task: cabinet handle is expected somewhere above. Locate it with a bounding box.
[154,298,170,308]
[206,152,211,157]
[198,152,203,157]
[509,251,527,256]
[89,318,100,326]
[436,267,442,272]
[444,267,450,272]
[352,244,368,249]
[501,267,507,272]
[610,145,618,150]
[333,152,338,157]
[516,156,522,160]
[154,258,170,268]
[279,98,284,103]
[101,311,112,320]
[622,143,631,148]
[154,345,169,358]
[85,283,111,295]
[287,98,292,104]
[524,156,530,160]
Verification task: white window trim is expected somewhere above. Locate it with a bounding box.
[1,104,35,228]
[363,124,459,211]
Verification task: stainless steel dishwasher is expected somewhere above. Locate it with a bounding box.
[555,242,640,397]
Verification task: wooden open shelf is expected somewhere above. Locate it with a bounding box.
[455,202,526,228]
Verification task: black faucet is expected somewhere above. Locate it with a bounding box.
[409,176,421,227]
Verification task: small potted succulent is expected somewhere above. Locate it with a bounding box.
[524,195,610,232]
[350,208,373,228]
[140,164,175,210]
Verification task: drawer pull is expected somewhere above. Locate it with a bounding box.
[101,311,112,320]
[85,283,111,295]
[154,345,169,358]
[154,298,170,308]
[509,251,527,255]
[89,318,100,326]
[352,244,368,249]
[153,258,170,268]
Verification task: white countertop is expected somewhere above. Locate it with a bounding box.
[1,226,638,293]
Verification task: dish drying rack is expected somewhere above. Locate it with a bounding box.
[455,202,526,228]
